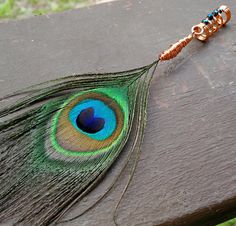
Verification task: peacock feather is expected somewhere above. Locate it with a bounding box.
[0,61,158,225]
[0,4,230,225]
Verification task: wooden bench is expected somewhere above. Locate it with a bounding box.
[0,0,235,225]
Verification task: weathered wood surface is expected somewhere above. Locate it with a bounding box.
[0,0,236,225]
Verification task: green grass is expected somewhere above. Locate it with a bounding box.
[0,1,235,225]
[0,0,94,19]
[218,218,236,226]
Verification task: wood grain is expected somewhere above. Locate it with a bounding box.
[0,0,235,225]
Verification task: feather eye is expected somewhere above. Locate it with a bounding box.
[51,88,128,156]
[0,61,158,225]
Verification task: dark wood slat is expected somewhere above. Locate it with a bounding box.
[0,0,235,225]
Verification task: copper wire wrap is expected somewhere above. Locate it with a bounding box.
[159,34,193,61]
[159,5,231,61]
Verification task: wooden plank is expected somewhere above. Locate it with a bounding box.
[0,0,235,225]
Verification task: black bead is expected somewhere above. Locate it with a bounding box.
[202,19,209,25]
[207,13,214,20]
[213,10,218,16]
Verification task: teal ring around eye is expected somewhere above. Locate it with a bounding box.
[69,99,117,141]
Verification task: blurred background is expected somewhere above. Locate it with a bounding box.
[0,0,114,20]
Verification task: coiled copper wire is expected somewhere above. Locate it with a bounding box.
[159,5,231,61]
[159,34,193,61]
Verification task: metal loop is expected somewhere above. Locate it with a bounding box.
[192,5,231,41]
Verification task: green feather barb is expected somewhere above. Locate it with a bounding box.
[0,61,158,225]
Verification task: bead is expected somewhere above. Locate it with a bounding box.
[207,13,214,20]
[202,19,209,25]
[213,10,218,16]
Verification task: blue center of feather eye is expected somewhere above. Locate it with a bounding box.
[69,99,117,141]
[76,107,105,133]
